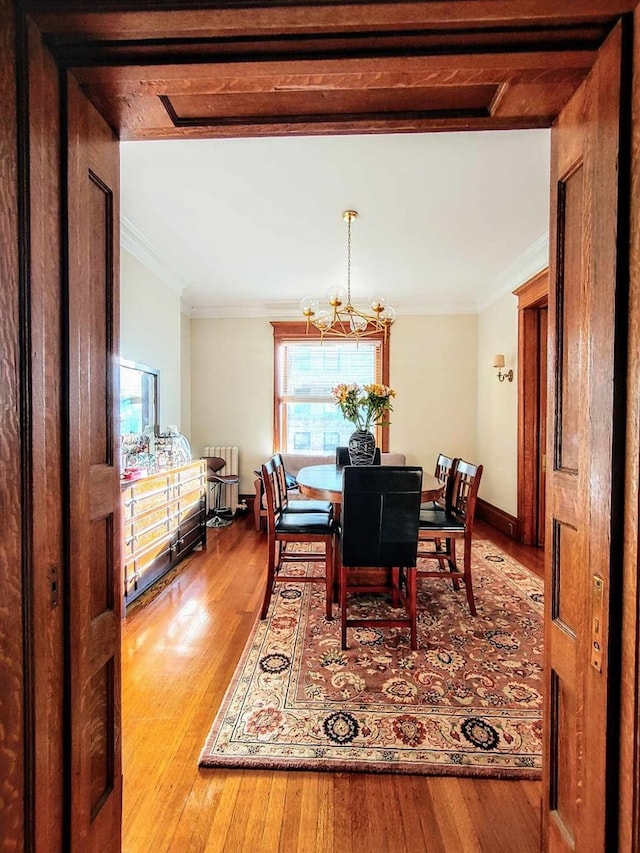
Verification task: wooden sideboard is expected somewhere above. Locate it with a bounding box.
[121,460,207,608]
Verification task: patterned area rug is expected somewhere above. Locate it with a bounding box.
[199,540,543,778]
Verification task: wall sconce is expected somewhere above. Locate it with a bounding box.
[493,354,513,383]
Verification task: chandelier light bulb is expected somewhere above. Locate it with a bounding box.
[314,310,334,331]
[300,297,318,318]
[380,305,396,324]
[326,286,346,308]
[370,294,387,312]
[349,315,368,333]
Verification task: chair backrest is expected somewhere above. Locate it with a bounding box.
[449,459,483,524]
[261,458,283,530]
[271,453,289,509]
[336,446,381,467]
[271,452,301,510]
[434,453,458,509]
[341,465,422,568]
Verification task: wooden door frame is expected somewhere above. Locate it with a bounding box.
[514,269,549,546]
[0,2,26,848]
[619,7,640,847]
[3,3,640,851]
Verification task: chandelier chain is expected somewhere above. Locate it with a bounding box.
[346,214,352,304]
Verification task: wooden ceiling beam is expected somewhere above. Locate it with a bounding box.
[27,1,634,43]
[36,2,626,141]
[116,113,552,141]
[73,50,595,97]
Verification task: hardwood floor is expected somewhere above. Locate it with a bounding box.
[122,515,543,853]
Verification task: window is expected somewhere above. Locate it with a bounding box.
[323,432,340,451]
[272,322,390,454]
[119,359,159,436]
[293,432,311,450]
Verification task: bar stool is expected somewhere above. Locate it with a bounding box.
[203,456,239,528]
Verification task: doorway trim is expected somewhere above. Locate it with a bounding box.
[5,3,640,850]
[514,268,549,546]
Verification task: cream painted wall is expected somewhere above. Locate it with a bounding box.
[180,312,192,439]
[190,318,275,494]
[120,250,182,432]
[189,315,479,495]
[123,249,521,512]
[476,290,519,515]
[390,315,478,472]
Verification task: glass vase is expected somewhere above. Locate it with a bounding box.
[348,429,377,465]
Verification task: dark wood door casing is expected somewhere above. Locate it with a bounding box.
[2,2,640,851]
[28,18,66,853]
[543,19,627,851]
[619,9,640,850]
[1,9,68,852]
[0,0,26,847]
[537,305,548,548]
[515,269,549,547]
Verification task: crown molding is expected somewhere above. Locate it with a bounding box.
[121,216,186,296]
[475,233,549,313]
[188,301,305,320]
[174,236,550,321]
[186,296,478,320]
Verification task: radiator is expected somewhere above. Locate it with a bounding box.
[204,445,239,512]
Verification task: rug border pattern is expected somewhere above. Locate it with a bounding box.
[199,540,543,780]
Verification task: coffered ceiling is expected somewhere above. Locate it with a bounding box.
[29,1,632,140]
[26,1,633,317]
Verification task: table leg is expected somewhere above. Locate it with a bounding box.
[332,501,340,604]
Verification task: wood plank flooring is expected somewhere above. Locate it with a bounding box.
[122,515,542,853]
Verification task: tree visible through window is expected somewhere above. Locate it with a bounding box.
[272,322,390,454]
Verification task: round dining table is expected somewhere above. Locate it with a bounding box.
[296,463,444,504]
[296,463,444,599]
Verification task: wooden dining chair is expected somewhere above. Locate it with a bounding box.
[260,458,335,621]
[417,459,483,616]
[339,465,422,650]
[422,453,459,559]
[432,453,458,510]
[272,453,333,515]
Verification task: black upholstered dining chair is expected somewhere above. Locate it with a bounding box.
[338,465,422,650]
[417,459,483,615]
[336,446,381,467]
[260,458,335,621]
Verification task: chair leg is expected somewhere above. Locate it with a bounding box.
[331,542,339,604]
[463,535,477,616]
[428,536,452,579]
[261,532,277,620]
[391,566,400,607]
[340,563,348,650]
[448,539,461,590]
[325,537,333,620]
[407,568,417,651]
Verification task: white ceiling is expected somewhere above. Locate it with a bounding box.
[120,129,550,318]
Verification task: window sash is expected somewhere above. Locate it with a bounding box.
[271,322,390,454]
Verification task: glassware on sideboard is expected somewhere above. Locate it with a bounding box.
[120,427,192,477]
